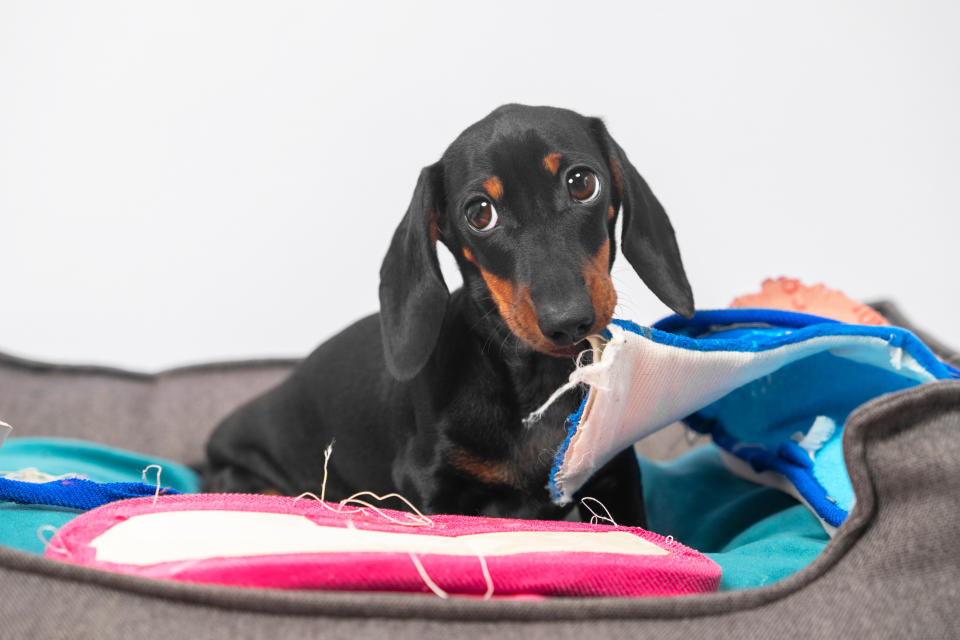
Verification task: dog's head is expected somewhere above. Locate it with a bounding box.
[380,104,694,381]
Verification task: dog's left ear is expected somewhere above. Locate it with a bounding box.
[379,163,449,381]
[591,119,695,318]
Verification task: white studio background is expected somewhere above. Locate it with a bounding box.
[2,1,958,371]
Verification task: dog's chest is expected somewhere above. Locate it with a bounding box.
[441,353,582,493]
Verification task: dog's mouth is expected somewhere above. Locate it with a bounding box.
[471,245,617,359]
[484,283,616,359]
[506,305,613,359]
[541,342,586,359]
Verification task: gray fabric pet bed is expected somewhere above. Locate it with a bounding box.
[1,302,957,639]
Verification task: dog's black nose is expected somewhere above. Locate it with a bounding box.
[538,305,595,347]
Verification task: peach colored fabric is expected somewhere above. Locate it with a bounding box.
[730,277,888,325]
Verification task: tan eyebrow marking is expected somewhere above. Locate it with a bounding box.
[543,153,562,175]
[483,176,504,200]
[609,155,625,200]
[429,210,440,246]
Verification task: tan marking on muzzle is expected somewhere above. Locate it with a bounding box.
[583,240,617,335]
[462,248,557,354]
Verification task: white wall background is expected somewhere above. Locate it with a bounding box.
[2,1,958,371]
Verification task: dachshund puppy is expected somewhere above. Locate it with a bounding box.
[204,104,694,525]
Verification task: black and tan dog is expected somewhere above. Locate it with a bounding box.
[204,104,694,525]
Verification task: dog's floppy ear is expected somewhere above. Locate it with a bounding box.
[379,163,449,381]
[591,119,695,318]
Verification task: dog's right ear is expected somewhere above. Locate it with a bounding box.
[590,119,695,318]
[379,163,449,381]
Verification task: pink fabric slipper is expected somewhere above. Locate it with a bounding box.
[45,493,721,598]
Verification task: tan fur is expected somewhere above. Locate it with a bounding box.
[542,152,562,175]
[583,240,617,335]
[448,448,524,488]
[608,155,624,201]
[429,209,440,246]
[483,176,504,200]
[462,248,558,353]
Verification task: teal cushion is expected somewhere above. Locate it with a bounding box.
[640,445,829,590]
[0,437,200,554]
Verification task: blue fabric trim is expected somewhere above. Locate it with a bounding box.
[548,391,590,502]
[700,421,848,528]
[0,477,180,511]
[652,309,840,335]
[779,441,814,470]
[617,311,952,380]
[654,310,960,383]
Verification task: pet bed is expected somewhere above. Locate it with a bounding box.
[0,301,957,638]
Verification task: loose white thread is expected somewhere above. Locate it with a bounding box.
[522,379,583,427]
[477,553,494,600]
[293,441,364,515]
[575,346,599,369]
[522,331,621,427]
[345,520,456,599]
[294,440,432,527]
[37,525,68,555]
[320,439,335,503]
[141,465,163,506]
[298,444,497,599]
[579,496,618,527]
[462,540,495,600]
[293,490,362,514]
[338,491,433,527]
[408,553,450,599]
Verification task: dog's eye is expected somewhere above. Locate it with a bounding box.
[465,200,498,232]
[566,168,601,203]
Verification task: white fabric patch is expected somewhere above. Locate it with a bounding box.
[797,416,836,459]
[90,510,668,566]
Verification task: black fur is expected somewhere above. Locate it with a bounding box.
[204,105,694,524]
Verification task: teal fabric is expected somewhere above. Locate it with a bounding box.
[0,438,200,554]
[639,445,829,591]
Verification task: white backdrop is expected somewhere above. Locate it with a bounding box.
[2,1,958,371]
